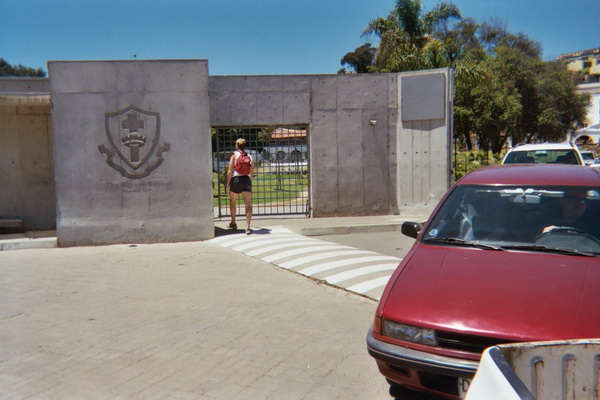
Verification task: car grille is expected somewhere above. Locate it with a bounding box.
[436,330,517,353]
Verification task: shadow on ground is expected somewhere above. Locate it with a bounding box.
[214,227,272,237]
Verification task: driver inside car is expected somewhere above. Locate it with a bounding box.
[542,190,589,234]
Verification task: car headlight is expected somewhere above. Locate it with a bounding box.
[381,319,437,346]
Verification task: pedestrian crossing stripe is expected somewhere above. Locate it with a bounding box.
[209,227,401,300]
[323,264,398,284]
[262,244,353,263]
[298,256,398,276]
[348,276,392,294]
[236,237,320,253]
[244,239,330,256]
[211,234,297,247]
[278,249,376,269]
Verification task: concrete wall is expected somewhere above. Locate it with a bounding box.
[49,60,214,246]
[209,69,452,217]
[0,78,55,230]
[397,70,452,209]
[1,64,451,244]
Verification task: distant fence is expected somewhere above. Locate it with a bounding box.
[257,161,308,175]
[212,126,310,217]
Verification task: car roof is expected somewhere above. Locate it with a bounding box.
[458,164,600,186]
[508,142,577,151]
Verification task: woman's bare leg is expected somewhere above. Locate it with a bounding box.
[229,192,238,226]
[241,191,252,231]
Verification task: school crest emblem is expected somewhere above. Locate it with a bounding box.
[99,105,170,179]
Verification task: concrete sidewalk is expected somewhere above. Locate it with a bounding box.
[1,208,432,251]
[0,210,434,399]
[215,211,430,236]
[1,241,390,399]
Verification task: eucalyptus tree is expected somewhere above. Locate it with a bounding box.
[340,43,377,73]
[0,58,45,77]
[534,61,589,143]
[455,25,588,152]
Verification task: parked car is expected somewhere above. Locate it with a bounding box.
[367,164,600,399]
[501,143,584,165]
[592,157,600,170]
[580,149,598,166]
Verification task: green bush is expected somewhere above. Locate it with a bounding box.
[453,150,505,182]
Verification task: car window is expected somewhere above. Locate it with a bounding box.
[423,185,600,255]
[504,150,581,165]
[581,152,595,161]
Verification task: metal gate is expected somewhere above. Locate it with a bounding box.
[212,126,309,218]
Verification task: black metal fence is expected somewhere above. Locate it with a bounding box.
[212,127,310,218]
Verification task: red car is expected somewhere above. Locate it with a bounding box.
[367,164,600,399]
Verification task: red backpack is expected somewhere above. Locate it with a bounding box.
[234,151,252,175]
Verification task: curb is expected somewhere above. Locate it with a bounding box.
[296,223,401,236]
[0,237,58,251]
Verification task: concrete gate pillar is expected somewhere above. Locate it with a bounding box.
[49,60,213,246]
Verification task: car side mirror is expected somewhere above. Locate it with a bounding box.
[401,221,422,239]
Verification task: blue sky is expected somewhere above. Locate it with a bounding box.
[1,0,598,76]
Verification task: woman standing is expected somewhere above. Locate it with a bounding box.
[226,138,253,234]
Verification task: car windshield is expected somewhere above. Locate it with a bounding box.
[422,185,600,256]
[581,152,595,161]
[503,149,580,164]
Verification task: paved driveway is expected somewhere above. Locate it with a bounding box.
[1,240,391,399]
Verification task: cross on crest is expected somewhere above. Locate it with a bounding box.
[99,105,170,179]
[122,112,144,132]
[121,113,146,162]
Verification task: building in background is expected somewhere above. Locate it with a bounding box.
[558,47,600,84]
[559,47,600,129]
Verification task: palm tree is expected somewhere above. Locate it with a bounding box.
[362,0,461,72]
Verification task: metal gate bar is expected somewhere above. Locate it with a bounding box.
[213,126,309,218]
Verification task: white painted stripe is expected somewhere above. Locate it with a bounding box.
[211,233,297,248]
[244,238,324,255]
[262,244,352,263]
[210,226,293,243]
[298,256,399,276]
[324,263,398,284]
[210,236,258,247]
[279,250,374,269]
[347,276,391,294]
[232,236,311,252]
[209,233,255,244]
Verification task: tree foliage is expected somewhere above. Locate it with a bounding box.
[0,58,46,77]
[455,29,589,152]
[341,0,589,152]
[340,43,376,73]
[360,0,461,72]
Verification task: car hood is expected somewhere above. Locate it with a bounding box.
[381,245,600,341]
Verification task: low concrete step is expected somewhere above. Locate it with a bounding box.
[0,230,57,251]
[0,219,24,234]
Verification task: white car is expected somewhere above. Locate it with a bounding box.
[502,143,584,165]
[580,150,598,166]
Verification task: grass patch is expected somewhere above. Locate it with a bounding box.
[213,170,308,207]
